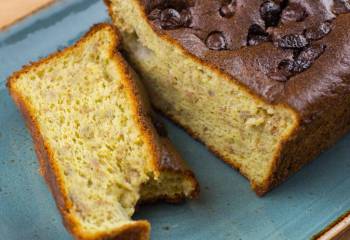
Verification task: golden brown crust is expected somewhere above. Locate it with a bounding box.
[111,45,162,178]
[153,138,199,201]
[7,72,71,226]
[137,137,199,204]
[135,138,199,205]
[7,23,198,239]
[73,221,151,240]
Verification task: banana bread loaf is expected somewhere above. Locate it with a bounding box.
[105,0,350,195]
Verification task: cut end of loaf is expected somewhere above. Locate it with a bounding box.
[105,0,299,195]
[7,23,198,239]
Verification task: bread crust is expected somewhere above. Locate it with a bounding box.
[140,138,199,204]
[105,0,350,195]
[7,23,198,239]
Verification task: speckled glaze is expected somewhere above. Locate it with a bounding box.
[0,1,350,239]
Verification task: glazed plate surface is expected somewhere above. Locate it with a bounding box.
[0,1,349,239]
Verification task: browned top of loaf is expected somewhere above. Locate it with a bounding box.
[138,0,350,122]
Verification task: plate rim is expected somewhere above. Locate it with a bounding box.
[313,211,350,240]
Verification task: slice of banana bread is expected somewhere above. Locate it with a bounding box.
[7,23,198,240]
[105,0,350,195]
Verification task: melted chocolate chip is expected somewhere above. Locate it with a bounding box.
[277,34,309,49]
[160,8,182,29]
[281,3,308,23]
[260,1,282,27]
[248,24,267,35]
[305,22,332,41]
[206,32,227,50]
[247,24,270,46]
[220,2,236,18]
[293,44,326,73]
[149,8,162,20]
[270,44,326,82]
[278,59,295,76]
[332,0,350,14]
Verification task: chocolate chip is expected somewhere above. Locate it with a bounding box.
[206,32,227,50]
[332,0,350,14]
[248,24,267,36]
[247,24,270,46]
[270,43,326,82]
[305,22,332,41]
[278,59,295,76]
[281,3,308,23]
[149,8,162,20]
[292,61,310,73]
[160,8,182,29]
[277,34,309,49]
[293,44,326,73]
[260,1,282,27]
[298,45,326,62]
[220,2,236,18]
[180,9,192,27]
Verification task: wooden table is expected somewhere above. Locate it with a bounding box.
[0,0,55,30]
[0,1,349,240]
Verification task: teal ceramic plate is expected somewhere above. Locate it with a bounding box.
[1,1,350,239]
